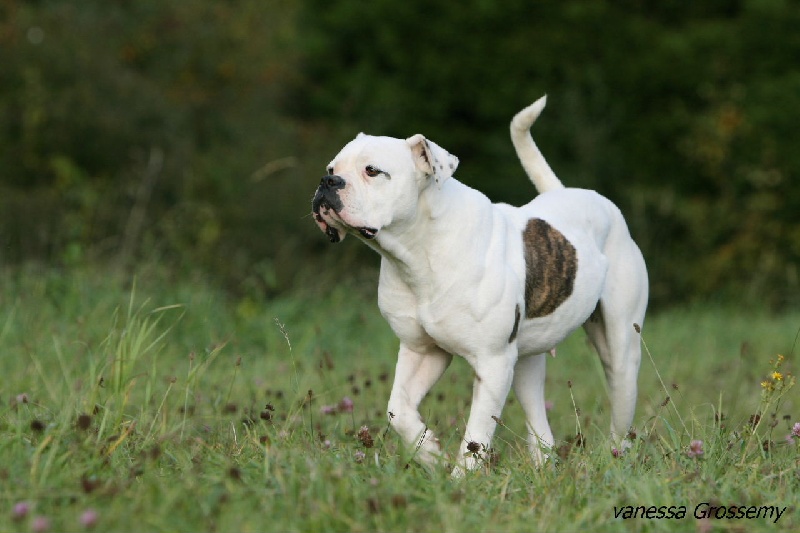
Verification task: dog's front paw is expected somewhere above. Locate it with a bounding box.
[450,466,465,479]
[411,437,445,468]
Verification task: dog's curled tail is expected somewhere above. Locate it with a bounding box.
[510,95,564,193]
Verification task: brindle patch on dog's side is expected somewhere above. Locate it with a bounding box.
[522,218,578,318]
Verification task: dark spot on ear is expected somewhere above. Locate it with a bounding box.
[523,219,577,318]
[420,141,431,165]
[508,304,521,343]
[449,163,454,170]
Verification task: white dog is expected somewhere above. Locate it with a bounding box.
[312,96,648,476]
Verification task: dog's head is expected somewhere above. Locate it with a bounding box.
[312,133,459,243]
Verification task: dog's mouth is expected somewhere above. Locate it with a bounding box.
[312,190,378,243]
[312,203,342,243]
[358,227,378,239]
[314,212,342,243]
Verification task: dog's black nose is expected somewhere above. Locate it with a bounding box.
[320,175,345,190]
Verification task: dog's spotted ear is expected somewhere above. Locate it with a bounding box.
[406,134,459,187]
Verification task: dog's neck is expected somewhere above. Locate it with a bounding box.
[365,178,496,293]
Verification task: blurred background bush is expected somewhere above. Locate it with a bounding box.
[1,0,798,309]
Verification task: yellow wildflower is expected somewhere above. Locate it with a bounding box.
[772,372,783,381]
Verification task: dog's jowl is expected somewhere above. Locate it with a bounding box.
[311,95,649,477]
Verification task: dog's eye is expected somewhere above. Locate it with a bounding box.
[365,165,382,177]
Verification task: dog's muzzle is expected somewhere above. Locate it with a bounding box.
[313,175,346,213]
[312,175,346,243]
[312,175,378,243]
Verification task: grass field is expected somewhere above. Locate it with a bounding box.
[1,264,798,532]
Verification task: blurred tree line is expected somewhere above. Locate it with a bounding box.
[1,0,798,309]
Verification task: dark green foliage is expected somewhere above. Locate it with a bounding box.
[0,0,308,294]
[294,0,800,307]
[1,0,798,308]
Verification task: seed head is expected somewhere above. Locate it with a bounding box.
[357,425,374,448]
[76,414,92,430]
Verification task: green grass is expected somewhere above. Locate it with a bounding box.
[1,264,798,532]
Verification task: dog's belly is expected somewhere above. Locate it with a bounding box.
[406,267,599,360]
[515,305,593,355]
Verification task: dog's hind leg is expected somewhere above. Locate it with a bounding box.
[387,344,453,468]
[584,238,648,446]
[512,353,555,465]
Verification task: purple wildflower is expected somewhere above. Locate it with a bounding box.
[787,422,800,444]
[12,501,30,521]
[338,396,354,413]
[687,439,704,458]
[354,450,366,463]
[80,509,98,529]
[32,516,50,533]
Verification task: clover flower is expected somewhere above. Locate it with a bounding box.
[338,396,354,413]
[687,439,704,458]
[320,405,337,415]
[80,509,99,529]
[32,516,50,533]
[12,501,30,521]
[788,421,800,443]
[357,425,374,448]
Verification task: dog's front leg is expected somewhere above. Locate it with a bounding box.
[453,347,516,477]
[387,343,453,468]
